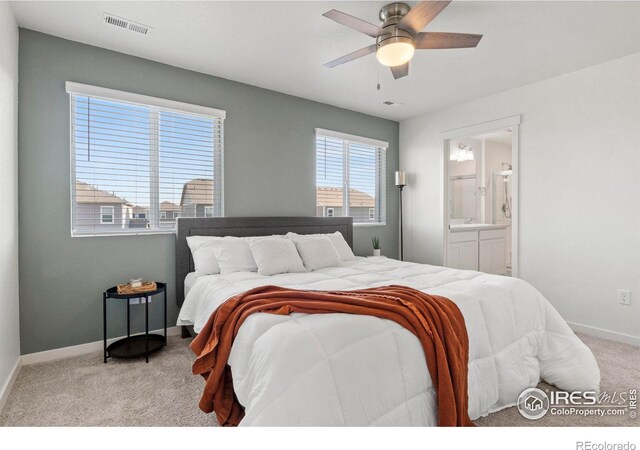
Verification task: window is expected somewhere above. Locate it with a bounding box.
[67,82,225,236]
[315,128,387,224]
[100,206,114,224]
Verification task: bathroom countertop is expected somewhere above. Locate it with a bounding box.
[449,223,510,232]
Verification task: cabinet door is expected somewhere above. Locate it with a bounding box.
[448,241,478,271]
[479,238,506,275]
[491,238,506,275]
[478,240,493,273]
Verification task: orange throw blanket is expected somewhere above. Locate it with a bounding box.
[190,285,474,427]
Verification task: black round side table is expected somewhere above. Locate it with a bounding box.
[103,282,167,363]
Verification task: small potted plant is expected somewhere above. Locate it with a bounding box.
[372,236,381,257]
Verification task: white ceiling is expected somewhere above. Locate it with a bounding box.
[10,1,640,121]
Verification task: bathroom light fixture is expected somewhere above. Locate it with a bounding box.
[450,144,474,162]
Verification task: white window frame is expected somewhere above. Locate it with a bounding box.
[67,82,226,237]
[315,129,388,226]
[66,82,226,119]
[100,206,115,224]
[204,206,214,218]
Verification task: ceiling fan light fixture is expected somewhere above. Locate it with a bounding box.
[376,37,415,67]
[322,1,483,79]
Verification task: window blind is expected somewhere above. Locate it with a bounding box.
[315,130,387,224]
[67,83,224,236]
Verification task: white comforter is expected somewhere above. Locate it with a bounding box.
[178,257,600,426]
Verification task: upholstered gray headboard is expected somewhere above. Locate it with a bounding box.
[175,216,353,306]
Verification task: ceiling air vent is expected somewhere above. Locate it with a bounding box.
[103,13,151,36]
[383,101,404,107]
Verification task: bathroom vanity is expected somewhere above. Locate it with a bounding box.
[447,224,508,275]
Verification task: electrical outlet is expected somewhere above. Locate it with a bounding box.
[618,290,631,306]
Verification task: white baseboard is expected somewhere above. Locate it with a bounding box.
[0,357,22,414]
[568,322,640,347]
[21,326,182,366]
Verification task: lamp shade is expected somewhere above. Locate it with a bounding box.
[395,171,407,187]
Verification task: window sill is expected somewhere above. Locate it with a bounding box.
[353,222,387,227]
[72,230,176,238]
[73,222,388,236]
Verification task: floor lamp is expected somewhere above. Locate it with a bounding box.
[395,171,407,261]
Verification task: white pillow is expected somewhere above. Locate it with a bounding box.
[249,238,306,276]
[294,237,342,271]
[210,237,258,274]
[186,236,222,275]
[286,231,356,261]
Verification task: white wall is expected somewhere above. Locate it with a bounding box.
[0,2,20,408]
[401,51,640,341]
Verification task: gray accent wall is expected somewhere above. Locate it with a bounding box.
[18,30,399,354]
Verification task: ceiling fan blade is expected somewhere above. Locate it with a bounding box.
[390,62,410,80]
[324,44,377,68]
[397,1,452,34]
[415,32,483,49]
[323,9,385,38]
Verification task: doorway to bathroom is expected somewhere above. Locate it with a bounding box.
[442,116,520,277]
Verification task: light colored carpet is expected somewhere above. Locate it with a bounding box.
[0,333,637,426]
[0,336,215,426]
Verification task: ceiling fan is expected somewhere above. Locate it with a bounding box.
[323,1,482,79]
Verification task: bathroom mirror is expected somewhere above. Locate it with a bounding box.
[448,138,482,223]
[449,176,477,220]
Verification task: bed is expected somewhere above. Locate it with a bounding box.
[175,216,600,426]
